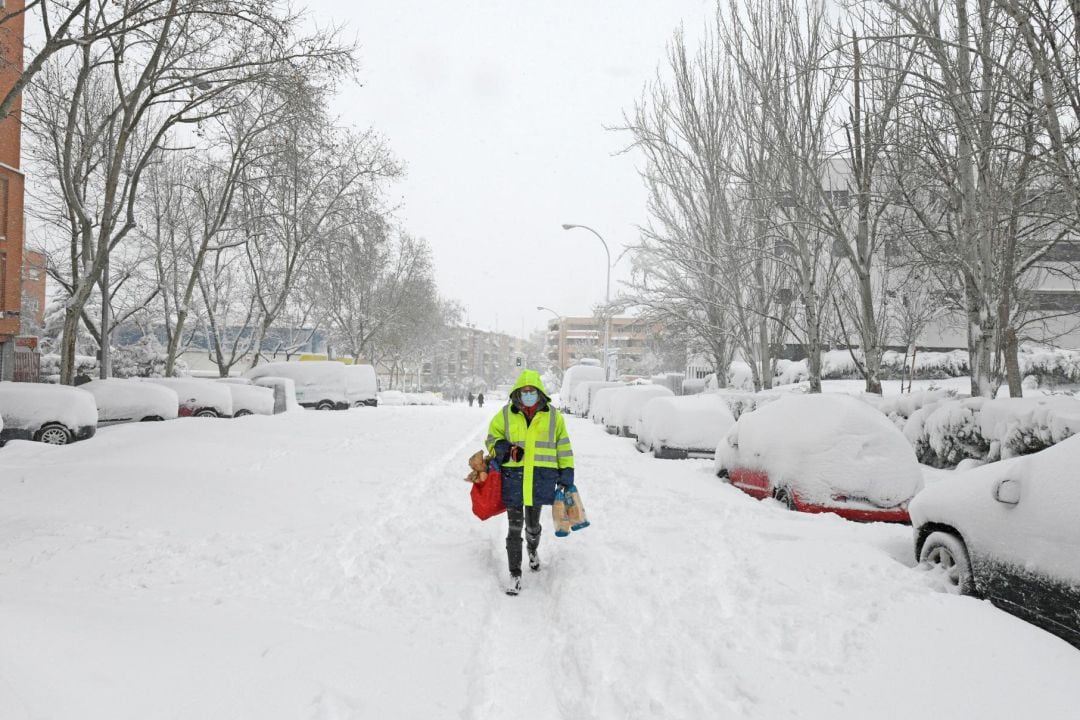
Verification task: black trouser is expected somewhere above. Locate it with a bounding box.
[506,505,542,576]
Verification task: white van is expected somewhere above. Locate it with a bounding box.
[243,361,349,410]
[344,364,378,407]
[559,361,605,412]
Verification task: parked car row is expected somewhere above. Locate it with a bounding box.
[588,387,1079,649]
[0,375,297,447]
[243,361,377,410]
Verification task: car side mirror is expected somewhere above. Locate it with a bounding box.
[993,478,1021,506]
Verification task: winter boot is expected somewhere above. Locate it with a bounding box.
[505,573,522,596]
[528,548,541,572]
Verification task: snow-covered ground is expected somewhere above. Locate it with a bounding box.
[1,406,1078,719]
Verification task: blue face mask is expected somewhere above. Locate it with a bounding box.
[520,390,539,407]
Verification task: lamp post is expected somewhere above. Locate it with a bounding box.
[561,223,612,379]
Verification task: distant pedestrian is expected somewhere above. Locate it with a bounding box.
[467,391,474,407]
[485,369,575,596]
[477,392,485,408]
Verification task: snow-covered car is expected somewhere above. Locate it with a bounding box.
[604,384,674,437]
[636,393,736,459]
[344,364,378,407]
[911,434,1080,649]
[0,382,98,446]
[378,390,406,406]
[220,382,275,417]
[405,392,442,406]
[243,361,348,411]
[716,394,921,523]
[569,380,623,417]
[82,378,179,425]
[142,378,233,418]
[589,386,623,430]
[251,376,300,413]
[558,361,605,411]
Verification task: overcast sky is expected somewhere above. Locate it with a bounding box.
[306,1,712,338]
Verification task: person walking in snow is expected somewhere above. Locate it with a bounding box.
[467,391,475,407]
[477,392,484,408]
[485,369,575,595]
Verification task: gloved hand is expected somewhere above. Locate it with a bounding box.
[509,444,525,462]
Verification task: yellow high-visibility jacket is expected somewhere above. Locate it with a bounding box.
[485,369,575,506]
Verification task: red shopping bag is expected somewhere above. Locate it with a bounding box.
[471,463,506,520]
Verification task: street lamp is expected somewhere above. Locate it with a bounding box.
[561,223,612,379]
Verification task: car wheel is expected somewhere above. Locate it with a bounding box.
[919,531,975,595]
[234,409,252,417]
[140,415,164,422]
[35,423,72,445]
[316,401,335,411]
[195,409,219,418]
[774,487,797,511]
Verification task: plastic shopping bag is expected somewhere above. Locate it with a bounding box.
[564,485,590,531]
[552,487,572,536]
[470,461,506,521]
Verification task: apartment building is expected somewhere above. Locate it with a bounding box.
[544,316,653,373]
[418,325,525,393]
[0,0,25,380]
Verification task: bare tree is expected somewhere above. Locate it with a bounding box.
[24,0,355,383]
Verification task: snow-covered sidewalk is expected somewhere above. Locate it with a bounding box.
[1,406,1077,719]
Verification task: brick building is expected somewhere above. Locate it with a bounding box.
[544,316,654,373]
[20,248,46,333]
[0,0,25,380]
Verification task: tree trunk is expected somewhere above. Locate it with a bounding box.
[1003,326,1022,398]
[60,307,81,385]
[758,318,772,390]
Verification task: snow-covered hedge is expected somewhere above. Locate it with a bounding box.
[713,391,787,421]
[904,396,1080,467]
[40,353,98,382]
[861,389,956,431]
[767,344,1080,387]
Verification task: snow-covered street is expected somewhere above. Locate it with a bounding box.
[1,406,1078,719]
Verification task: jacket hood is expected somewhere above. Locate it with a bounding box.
[509,369,550,401]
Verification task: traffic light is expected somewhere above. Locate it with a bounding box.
[515,356,522,368]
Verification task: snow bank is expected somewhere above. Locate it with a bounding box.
[637,393,736,456]
[82,379,179,423]
[143,378,233,418]
[0,382,98,436]
[244,361,347,409]
[717,394,922,507]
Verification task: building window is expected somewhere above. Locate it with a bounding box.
[1030,290,1080,312]
[1042,241,1080,263]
